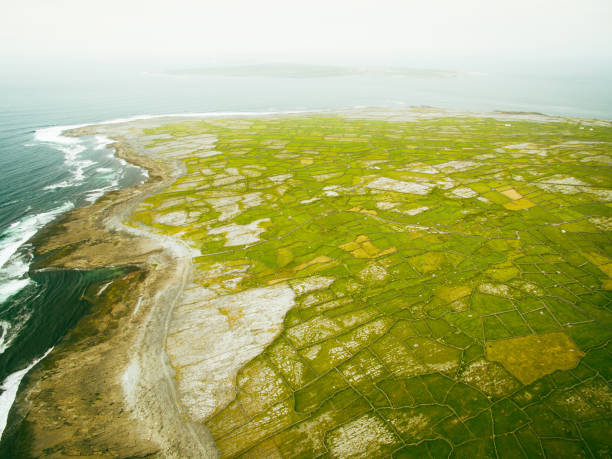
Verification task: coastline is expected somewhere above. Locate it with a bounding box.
[0,110,319,456]
[1,119,218,457]
[2,107,610,456]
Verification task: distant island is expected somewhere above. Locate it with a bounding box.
[165,63,462,79]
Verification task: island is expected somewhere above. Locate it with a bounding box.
[164,63,462,78]
[3,108,611,458]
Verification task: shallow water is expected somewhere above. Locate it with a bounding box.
[0,61,610,437]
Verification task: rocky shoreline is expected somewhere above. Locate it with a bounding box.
[1,119,218,457]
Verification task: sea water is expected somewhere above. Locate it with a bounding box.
[0,58,610,437]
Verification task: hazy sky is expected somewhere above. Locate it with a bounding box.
[2,0,612,66]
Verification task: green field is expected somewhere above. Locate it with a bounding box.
[132,114,612,458]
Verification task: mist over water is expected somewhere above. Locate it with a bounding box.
[0,57,610,438]
[4,57,612,119]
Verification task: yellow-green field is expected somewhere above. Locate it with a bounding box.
[131,115,612,458]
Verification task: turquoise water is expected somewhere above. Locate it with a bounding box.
[0,62,611,436]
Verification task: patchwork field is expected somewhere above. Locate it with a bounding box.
[130,113,612,458]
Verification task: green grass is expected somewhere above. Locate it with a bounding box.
[132,114,612,457]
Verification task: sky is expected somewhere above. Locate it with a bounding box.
[1,0,612,68]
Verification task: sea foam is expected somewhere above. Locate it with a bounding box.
[0,347,53,439]
[0,307,32,357]
[0,201,74,304]
[0,201,74,270]
[84,179,119,204]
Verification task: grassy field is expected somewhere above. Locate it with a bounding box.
[131,114,611,458]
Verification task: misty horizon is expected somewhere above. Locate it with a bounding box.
[2,0,611,68]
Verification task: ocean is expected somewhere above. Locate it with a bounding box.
[0,59,611,436]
